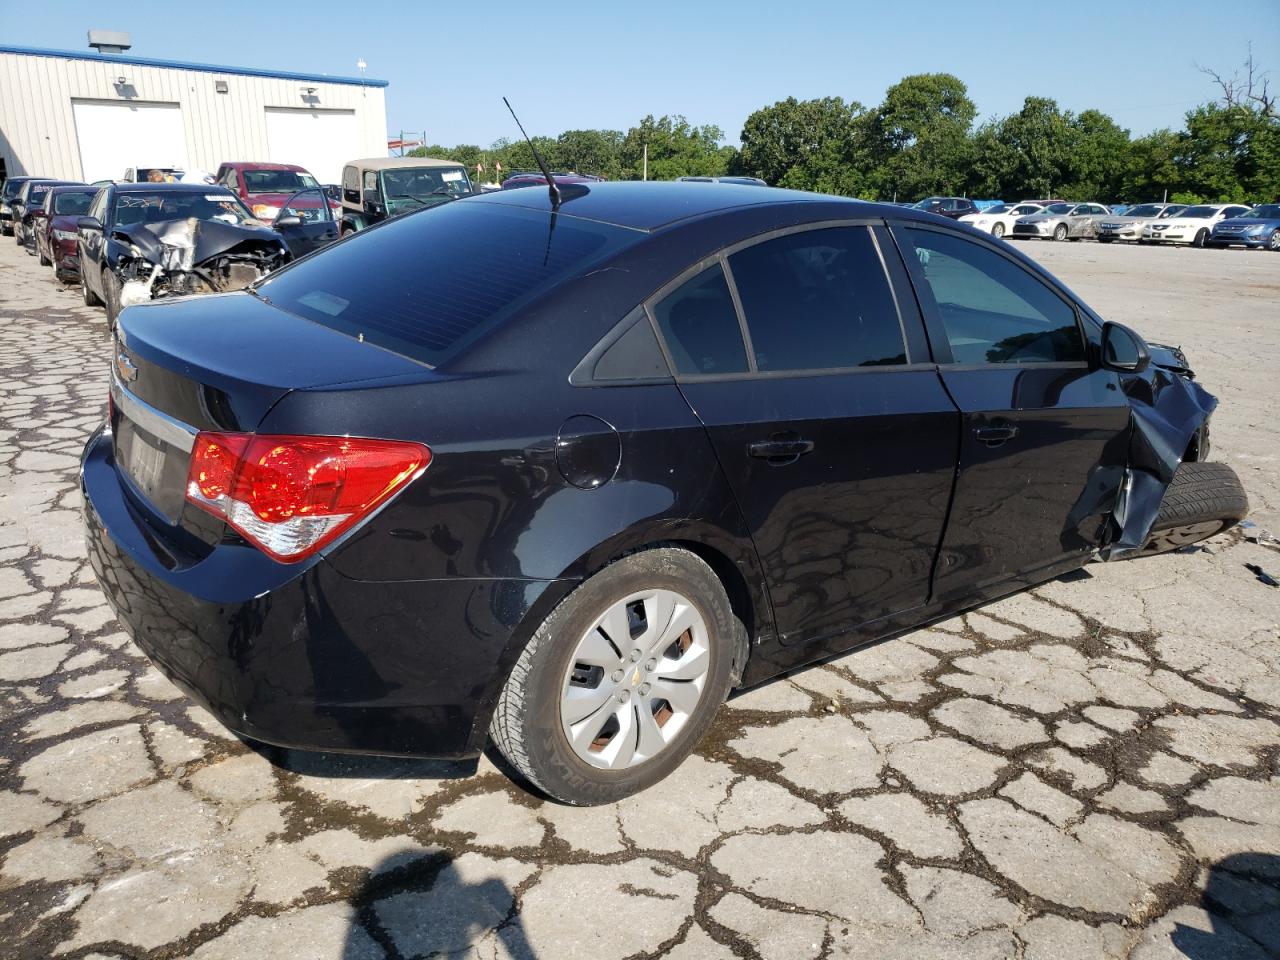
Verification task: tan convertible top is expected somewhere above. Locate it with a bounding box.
[346,157,465,171]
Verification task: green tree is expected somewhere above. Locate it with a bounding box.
[734,96,870,195]
[556,129,624,179]
[868,73,976,198]
[619,115,730,180]
[1120,129,1182,201]
[1059,109,1129,199]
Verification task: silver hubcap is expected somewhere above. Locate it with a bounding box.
[560,588,710,770]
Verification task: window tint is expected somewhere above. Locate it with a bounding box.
[728,226,907,371]
[906,228,1084,365]
[591,310,671,381]
[259,202,640,366]
[652,264,748,376]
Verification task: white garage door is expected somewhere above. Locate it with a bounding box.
[72,99,188,183]
[264,108,358,185]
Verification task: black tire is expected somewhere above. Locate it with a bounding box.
[1269,229,1280,252]
[81,270,102,307]
[38,245,51,266]
[1136,461,1249,557]
[489,547,738,805]
[991,222,1005,239]
[1192,229,1208,248]
[103,272,120,328]
[1098,237,1113,243]
[1053,224,1068,241]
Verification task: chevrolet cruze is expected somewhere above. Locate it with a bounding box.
[83,182,1245,804]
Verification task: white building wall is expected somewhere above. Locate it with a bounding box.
[0,49,387,183]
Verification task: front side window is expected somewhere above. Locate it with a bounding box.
[278,188,331,223]
[651,264,748,376]
[906,228,1084,365]
[729,226,907,371]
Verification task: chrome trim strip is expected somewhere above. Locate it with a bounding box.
[109,371,197,452]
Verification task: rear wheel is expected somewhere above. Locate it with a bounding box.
[1135,461,1249,557]
[490,547,737,805]
[1053,223,1068,241]
[991,222,1006,238]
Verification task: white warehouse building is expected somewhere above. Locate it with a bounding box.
[0,41,389,186]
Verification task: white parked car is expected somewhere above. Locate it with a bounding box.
[958,202,1045,238]
[1142,203,1253,247]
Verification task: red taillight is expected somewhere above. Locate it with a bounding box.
[184,432,430,563]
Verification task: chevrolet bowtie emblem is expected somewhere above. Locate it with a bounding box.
[116,352,138,382]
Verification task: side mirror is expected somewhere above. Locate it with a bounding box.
[1101,321,1151,374]
[77,216,102,232]
[274,215,303,228]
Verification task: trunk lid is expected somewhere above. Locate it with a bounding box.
[111,290,429,541]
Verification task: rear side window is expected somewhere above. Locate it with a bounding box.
[728,226,907,371]
[651,264,749,376]
[906,228,1084,364]
[258,201,640,366]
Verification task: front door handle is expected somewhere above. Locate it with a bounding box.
[748,438,815,463]
[973,425,1019,446]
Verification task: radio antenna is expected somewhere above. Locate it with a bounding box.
[503,97,560,209]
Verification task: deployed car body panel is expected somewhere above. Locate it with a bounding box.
[82,183,1222,759]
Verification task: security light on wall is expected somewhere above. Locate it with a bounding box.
[302,86,317,95]
[215,80,229,94]
[116,75,128,85]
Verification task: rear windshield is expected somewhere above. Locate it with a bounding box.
[54,192,95,215]
[3,180,25,199]
[257,200,642,366]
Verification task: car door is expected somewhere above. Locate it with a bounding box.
[892,223,1131,604]
[272,188,338,258]
[652,223,959,647]
[79,188,110,296]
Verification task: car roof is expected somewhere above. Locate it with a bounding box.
[223,162,307,172]
[471,180,861,231]
[47,184,97,193]
[347,157,466,171]
[112,182,233,193]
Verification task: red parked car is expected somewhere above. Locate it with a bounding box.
[213,162,339,222]
[37,184,99,280]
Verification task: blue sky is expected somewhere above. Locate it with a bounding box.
[5,0,1279,145]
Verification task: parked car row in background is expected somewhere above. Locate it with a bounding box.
[949,196,1280,250]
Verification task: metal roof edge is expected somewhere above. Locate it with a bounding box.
[0,44,389,88]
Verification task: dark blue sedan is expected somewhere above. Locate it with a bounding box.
[1208,203,1280,250]
[82,181,1246,804]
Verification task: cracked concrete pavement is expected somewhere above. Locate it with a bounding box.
[1,236,1278,959]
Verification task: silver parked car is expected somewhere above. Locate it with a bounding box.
[1010,202,1110,241]
[1096,203,1188,243]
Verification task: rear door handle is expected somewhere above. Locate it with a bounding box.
[748,438,815,462]
[973,425,1019,445]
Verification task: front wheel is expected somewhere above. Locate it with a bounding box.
[991,222,1005,238]
[1192,229,1208,248]
[1053,224,1068,241]
[1134,461,1249,557]
[81,270,102,307]
[1269,229,1280,252]
[489,547,738,805]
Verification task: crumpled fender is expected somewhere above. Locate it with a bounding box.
[1100,342,1218,559]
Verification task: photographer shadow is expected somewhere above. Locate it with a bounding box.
[1170,852,1279,958]
[341,851,537,959]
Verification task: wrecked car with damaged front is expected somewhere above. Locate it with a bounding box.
[82,182,1249,806]
[76,182,289,327]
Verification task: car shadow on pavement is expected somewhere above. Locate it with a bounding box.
[342,852,536,959]
[1171,853,1280,958]
[250,741,480,783]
